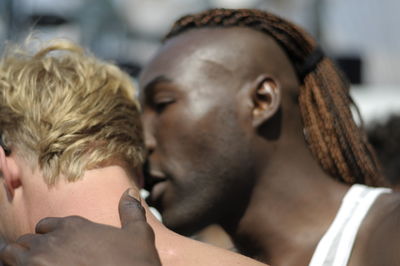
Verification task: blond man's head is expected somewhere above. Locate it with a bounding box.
[0,40,144,185]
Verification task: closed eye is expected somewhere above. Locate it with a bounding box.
[153,98,175,113]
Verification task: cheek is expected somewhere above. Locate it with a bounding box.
[155,115,199,164]
[161,106,238,161]
[152,95,243,173]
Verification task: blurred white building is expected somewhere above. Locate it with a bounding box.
[322,0,400,86]
[0,0,398,123]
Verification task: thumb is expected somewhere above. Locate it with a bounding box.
[118,188,146,230]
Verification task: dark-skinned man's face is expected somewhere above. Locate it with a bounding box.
[139,27,279,235]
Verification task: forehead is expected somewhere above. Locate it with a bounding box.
[139,27,286,92]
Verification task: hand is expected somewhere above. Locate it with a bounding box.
[0,189,161,266]
[0,236,7,266]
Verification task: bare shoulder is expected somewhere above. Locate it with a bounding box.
[160,232,267,266]
[352,192,400,265]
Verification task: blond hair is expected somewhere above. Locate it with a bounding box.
[0,40,144,185]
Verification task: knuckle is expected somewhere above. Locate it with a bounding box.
[43,234,57,247]
[15,235,27,244]
[62,215,86,227]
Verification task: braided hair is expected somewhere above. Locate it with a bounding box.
[164,8,386,187]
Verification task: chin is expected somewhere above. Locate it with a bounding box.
[162,209,212,237]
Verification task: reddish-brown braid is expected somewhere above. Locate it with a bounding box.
[164,8,386,186]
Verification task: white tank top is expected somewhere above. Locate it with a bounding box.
[308,184,391,266]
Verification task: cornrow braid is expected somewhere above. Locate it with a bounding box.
[164,8,386,186]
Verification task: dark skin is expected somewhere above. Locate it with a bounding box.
[139,27,346,264]
[140,27,400,265]
[3,27,400,266]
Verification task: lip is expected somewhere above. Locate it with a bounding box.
[142,159,170,206]
[147,170,167,192]
[144,170,167,188]
[143,167,168,203]
[149,170,167,180]
[143,161,166,186]
[149,180,168,207]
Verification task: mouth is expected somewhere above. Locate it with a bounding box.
[143,163,168,207]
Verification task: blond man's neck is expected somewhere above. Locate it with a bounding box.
[20,165,265,266]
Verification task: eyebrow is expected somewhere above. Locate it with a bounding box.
[141,75,173,99]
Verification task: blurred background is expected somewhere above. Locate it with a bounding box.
[0,0,399,183]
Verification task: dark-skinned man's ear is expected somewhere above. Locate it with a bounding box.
[251,77,281,128]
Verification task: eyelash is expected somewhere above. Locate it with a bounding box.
[153,98,175,112]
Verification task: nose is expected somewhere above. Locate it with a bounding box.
[144,130,156,154]
[142,116,156,153]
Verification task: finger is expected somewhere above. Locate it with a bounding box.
[0,236,7,266]
[35,217,63,234]
[16,234,42,249]
[0,236,7,251]
[0,243,27,266]
[119,188,146,229]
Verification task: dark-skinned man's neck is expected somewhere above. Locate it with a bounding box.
[221,136,350,266]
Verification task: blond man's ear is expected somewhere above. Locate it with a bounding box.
[0,144,21,198]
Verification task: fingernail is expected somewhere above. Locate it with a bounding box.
[128,188,141,202]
